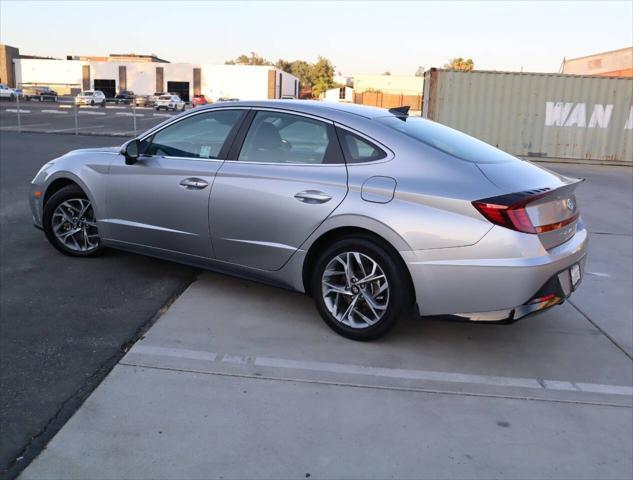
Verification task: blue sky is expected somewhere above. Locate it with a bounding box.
[1,1,631,75]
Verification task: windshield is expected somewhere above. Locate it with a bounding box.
[81,91,93,96]
[159,95,171,100]
[377,116,517,164]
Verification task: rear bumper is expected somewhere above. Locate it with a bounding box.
[446,256,586,323]
[402,222,589,318]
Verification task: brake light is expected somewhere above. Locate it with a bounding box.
[473,189,579,235]
[472,200,536,234]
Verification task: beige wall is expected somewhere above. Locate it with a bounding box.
[562,47,633,77]
[353,74,423,95]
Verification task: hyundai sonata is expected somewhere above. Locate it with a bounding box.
[29,101,587,340]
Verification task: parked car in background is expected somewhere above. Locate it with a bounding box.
[29,101,588,341]
[217,97,239,102]
[22,86,58,102]
[152,92,166,104]
[114,91,135,104]
[154,94,185,111]
[0,84,16,101]
[191,94,208,107]
[75,90,107,106]
[134,95,152,107]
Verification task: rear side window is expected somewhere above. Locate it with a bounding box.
[377,116,517,164]
[338,129,386,163]
[238,111,344,164]
[145,110,244,159]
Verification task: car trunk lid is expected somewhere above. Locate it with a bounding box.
[474,161,583,250]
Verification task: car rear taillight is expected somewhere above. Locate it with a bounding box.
[472,201,536,233]
[473,189,579,235]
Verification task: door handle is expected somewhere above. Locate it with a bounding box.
[179,178,209,190]
[294,190,332,204]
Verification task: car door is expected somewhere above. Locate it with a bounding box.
[210,109,348,271]
[104,108,246,258]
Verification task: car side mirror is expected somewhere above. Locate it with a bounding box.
[122,139,140,165]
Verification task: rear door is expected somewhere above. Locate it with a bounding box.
[104,108,246,258]
[209,109,348,271]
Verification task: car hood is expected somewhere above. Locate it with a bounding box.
[64,146,120,156]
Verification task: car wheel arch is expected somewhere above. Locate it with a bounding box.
[43,177,82,206]
[301,225,414,297]
[43,174,98,215]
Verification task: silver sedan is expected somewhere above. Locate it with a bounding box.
[29,101,588,340]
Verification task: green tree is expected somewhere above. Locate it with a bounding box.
[310,56,336,97]
[444,57,474,71]
[225,51,270,66]
[275,59,292,73]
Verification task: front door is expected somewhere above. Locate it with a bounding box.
[210,110,348,271]
[103,109,246,258]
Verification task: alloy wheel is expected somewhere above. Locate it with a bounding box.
[321,251,390,329]
[51,198,100,252]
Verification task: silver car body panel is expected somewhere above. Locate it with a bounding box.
[30,100,589,321]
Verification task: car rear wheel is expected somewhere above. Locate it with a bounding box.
[43,185,103,257]
[310,236,412,341]
[90,100,94,106]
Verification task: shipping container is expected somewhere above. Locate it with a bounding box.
[423,69,633,164]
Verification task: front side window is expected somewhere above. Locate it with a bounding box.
[145,110,244,159]
[238,111,343,164]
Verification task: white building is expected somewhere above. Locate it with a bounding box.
[13,58,299,101]
[323,86,354,103]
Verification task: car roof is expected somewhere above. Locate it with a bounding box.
[199,100,400,121]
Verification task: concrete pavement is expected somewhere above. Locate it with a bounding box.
[18,163,633,479]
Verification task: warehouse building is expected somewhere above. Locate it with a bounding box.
[561,47,633,77]
[12,57,299,101]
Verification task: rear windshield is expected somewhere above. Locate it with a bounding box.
[377,116,517,164]
[159,95,171,100]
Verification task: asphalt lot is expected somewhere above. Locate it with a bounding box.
[0,132,197,479]
[1,127,632,478]
[0,100,182,137]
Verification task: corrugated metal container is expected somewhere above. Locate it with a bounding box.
[423,69,633,164]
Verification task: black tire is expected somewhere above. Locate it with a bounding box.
[43,185,103,257]
[9,94,15,101]
[310,235,412,341]
[90,100,94,106]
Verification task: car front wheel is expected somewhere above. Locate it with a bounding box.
[43,185,103,257]
[310,235,412,341]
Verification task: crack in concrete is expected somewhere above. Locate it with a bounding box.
[569,299,633,362]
